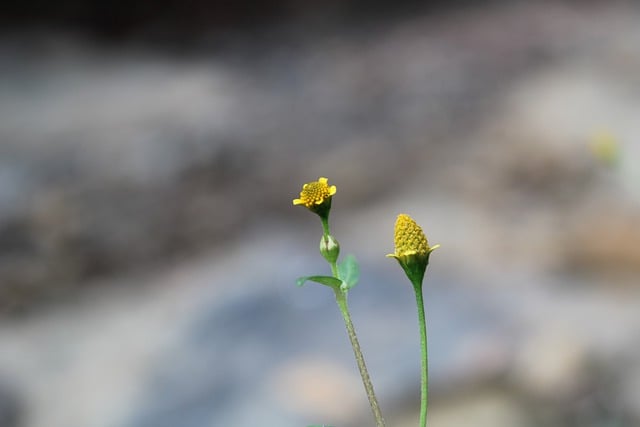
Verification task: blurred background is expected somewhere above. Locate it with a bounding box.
[1,0,640,426]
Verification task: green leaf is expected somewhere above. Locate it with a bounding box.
[296,275,342,290]
[337,254,360,290]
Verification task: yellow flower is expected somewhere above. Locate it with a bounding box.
[390,214,431,257]
[387,214,439,286]
[293,177,337,208]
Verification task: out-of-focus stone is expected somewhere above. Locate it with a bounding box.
[396,389,530,427]
[620,359,640,422]
[268,358,362,424]
[0,380,22,427]
[510,330,588,400]
[561,204,640,277]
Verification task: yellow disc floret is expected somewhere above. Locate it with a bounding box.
[392,214,430,257]
[387,214,439,285]
[293,177,337,208]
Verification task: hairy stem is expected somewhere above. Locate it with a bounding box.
[335,292,386,427]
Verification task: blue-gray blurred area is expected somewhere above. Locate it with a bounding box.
[1,1,640,426]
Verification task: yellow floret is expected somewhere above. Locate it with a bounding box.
[293,177,337,208]
[387,214,439,260]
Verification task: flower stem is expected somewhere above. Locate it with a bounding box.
[320,212,383,425]
[328,248,338,277]
[412,281,428,427]
[321,216,331,238]
[334,291,386,427]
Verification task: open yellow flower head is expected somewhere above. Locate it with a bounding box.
[293,177,337,220]
[387,214,439,286]
[293,177,336,208]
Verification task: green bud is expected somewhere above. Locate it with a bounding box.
[319,234,340,264]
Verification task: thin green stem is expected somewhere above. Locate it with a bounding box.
[321,216,331,237]
[319,211,383,425]
[328,249,338,277]
[335,291,386,427]
[413,282,428,427]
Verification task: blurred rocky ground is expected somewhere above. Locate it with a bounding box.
[1,1,640,427]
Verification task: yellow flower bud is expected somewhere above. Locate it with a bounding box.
[387,214,439,286]
[392,214,431,257]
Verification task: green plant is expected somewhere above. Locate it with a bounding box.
[294,177,438,427]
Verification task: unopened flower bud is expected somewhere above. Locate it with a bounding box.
[320,234,340,264]
[387,214,439,286]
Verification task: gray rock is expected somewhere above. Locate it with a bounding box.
[0,380,22,427]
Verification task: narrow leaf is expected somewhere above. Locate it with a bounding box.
[296,275,342,289]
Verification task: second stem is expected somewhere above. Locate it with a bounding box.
[413,282,429,427]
